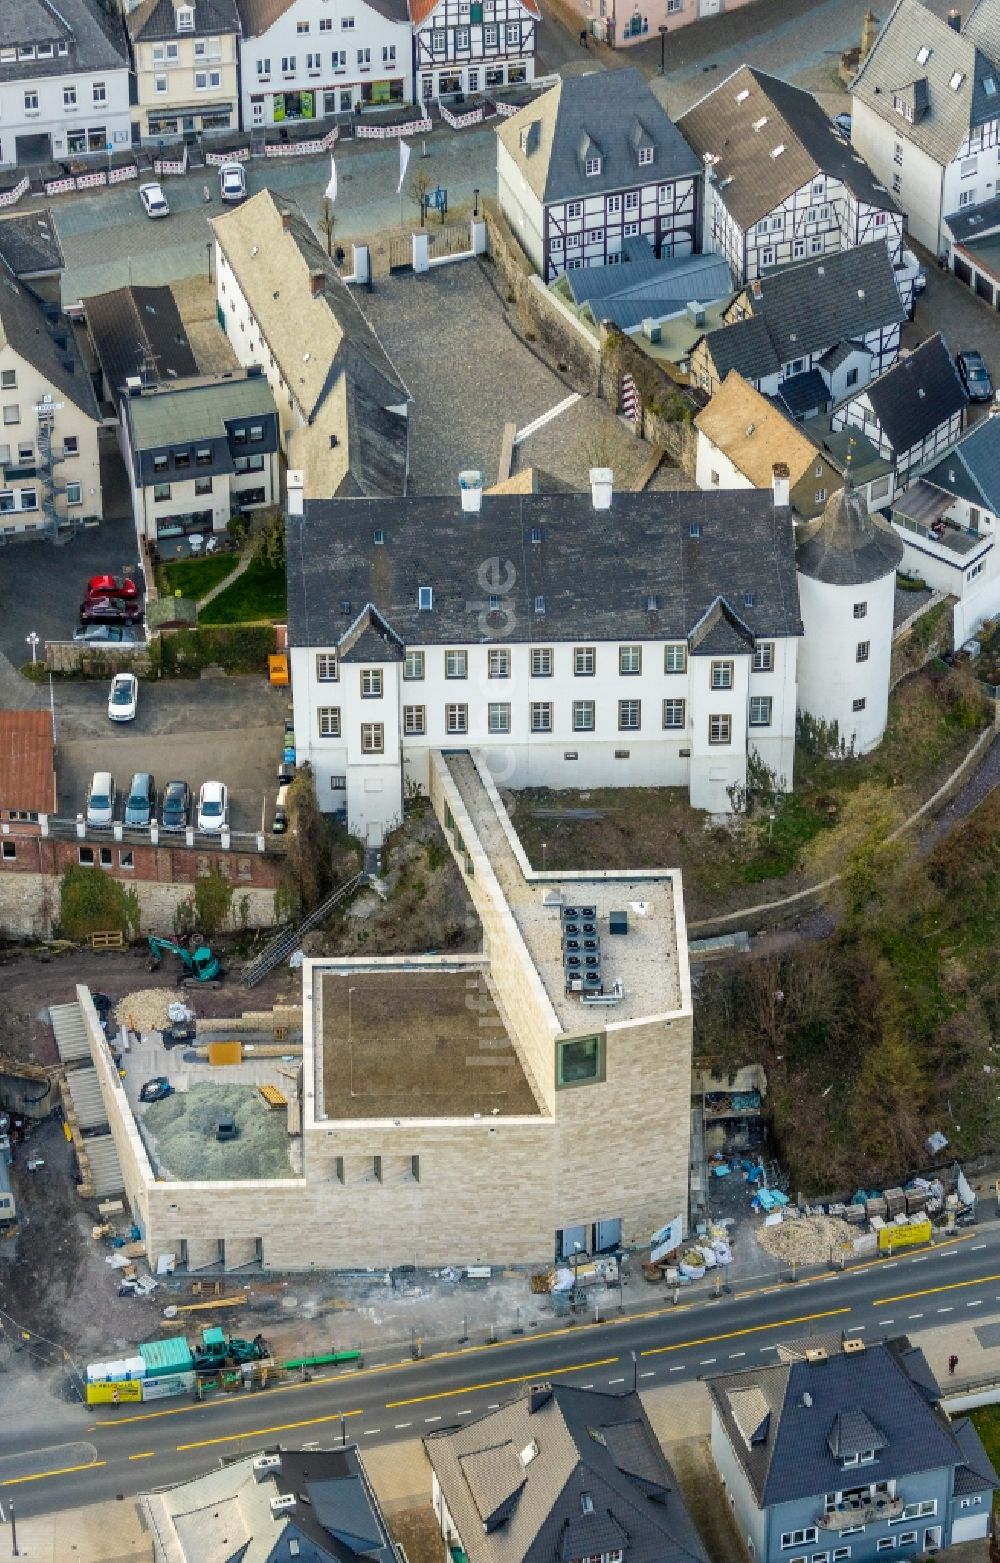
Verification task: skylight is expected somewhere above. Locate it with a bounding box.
[985,76,997,96]
[770,143,786,158]
[519,1440,539,1467]
[949,70,965,89]
[916,44,930,64]
[752,116,768,131]
[735,88,749,103]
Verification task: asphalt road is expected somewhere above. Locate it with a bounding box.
[4,1225,999,1516]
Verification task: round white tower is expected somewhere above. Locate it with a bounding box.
[795,483,903,755]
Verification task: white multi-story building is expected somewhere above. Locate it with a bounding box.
[850,0,1000,256]
[678,64,907,287]
[286,469,804,843]
[0,0,131,170]
[497,67,703,283]
[410,0,536,103]
[237,0,412,128]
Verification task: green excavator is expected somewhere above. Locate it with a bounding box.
[147,937,224,987]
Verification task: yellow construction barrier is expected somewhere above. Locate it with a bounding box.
[878,1217,932,1252]
[86,1379,143,1405]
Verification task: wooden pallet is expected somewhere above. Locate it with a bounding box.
[258,1084,288,1109]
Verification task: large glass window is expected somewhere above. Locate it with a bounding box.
[557,1034,604,1088]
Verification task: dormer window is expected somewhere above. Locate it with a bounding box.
[842,1449,877,1467]
[637,145,654,165]
[585,155,602,176]
[418,586,433,611]
[176,5,195,30]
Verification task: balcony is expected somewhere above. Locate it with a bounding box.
[892,480,992,567]
[819,1492,903,1530]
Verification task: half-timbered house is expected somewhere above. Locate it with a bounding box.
[409,0,536,103]
[689,242,907,408]
[677,65,908,289]
[831,332,968,480]
[850,0,1000,256]
[497,68,703,283]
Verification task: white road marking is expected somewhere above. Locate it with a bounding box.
[910,1257,928,1264]
[971,1244,987,1251]
[582,1384,594,1389]
[488,1403,500,1410]
[668,1366,685,1373]
[846,1326,865,1332]
[513,393,582,448]
[882,1262,898,1269]
[908,1313,923,1320]
[608,1377,625,1384]
[759,1345,777,1352]
[425,1416,442,1424]
[363,1429,380,1436]
[457,1411,472,1417]
[729,1352,746,1359]
[301,1442,319,1450]
[395,1423,412,1430]
[700,1358,717,1365]
[639,1371,656,1379]
[968,1300,984,1308]
[879,1319,895,1325]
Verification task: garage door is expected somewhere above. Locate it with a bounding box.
[976,273,995,305]
[955,256,972,286]
[15,132,52,165]
[951,1512,989,1543]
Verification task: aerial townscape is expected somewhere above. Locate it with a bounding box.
[3,0,1000,1557]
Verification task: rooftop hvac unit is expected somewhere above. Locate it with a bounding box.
[563,938,581,953]
[643,318,662,343]
[579,906,596,919]
[562,906,581,921]
[254,1454,282,1481]
[609,910,628,936]
[581,921,597,936]
[270,1495,296,1515]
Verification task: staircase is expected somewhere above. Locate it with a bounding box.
[240,872,367,988]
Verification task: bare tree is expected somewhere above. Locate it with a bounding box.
[409,171,432,228]
[318,197,336,258]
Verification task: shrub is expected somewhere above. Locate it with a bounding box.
[59,865,140,941]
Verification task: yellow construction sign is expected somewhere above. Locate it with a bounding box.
[86,1379,143,1405]
[878,1218,932,1252]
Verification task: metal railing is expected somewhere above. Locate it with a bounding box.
[240,871,367,987]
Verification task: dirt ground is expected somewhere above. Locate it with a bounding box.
[386,1506,443,1563]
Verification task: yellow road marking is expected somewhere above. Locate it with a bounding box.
[176,1408,364,1453]
[0,1460,106,1487]
[640,1307,852,1356]
[873,1272,1000,1306]
[128,1451,156,1461]
[385,1357,620,1410]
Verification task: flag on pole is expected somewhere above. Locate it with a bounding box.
[397,138,411,195]
[325,154,338,203]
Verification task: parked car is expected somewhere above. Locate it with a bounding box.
[73,623,141,644]
[124,772,156,828]
[85,771,116,828]
[139,1077,173,1103]
[108,672,138,723]
[912,267,928,295]
[139,182,169,219]
[88,574,138,600]
[272,781,290,835]
[197,779,228,833]
[219,162,246,202]
[79,595,142,625]
[957,349,995,402]
[160,779,191,832]
[834,111,852,137]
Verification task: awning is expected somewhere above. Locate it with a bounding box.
[892,479,952,528]
[152,102,234,117]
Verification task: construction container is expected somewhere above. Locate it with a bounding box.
[139,1336,194,1378]
[207,1040,242,1066]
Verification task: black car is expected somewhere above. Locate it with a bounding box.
[161,779,191,832]
[957,349,995,402]
[124,772,156,829]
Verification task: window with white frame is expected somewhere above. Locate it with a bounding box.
[781,1530,818,1550]
[566,201,582,219]
[445,649,468,679]
[66,481,83,506]
[664,643,687,673]
[506,22,520,43]
[711,660,733,689]
[361,722,384,753]
[856,641,870,663]
[574,646,595,676]
[93,80,106,103]
[256,57,270,76]
[624,190,639,211]
[749,695,772,726]
[488,702,511,733]
[531,647,553,677]
[484,23,498,43]
[530,702,552,732]
[663,698,685,729]
[404,650,424,680]
[618,699,641,730]
[753,642,773,672]
[318,707,341,736]
[361,668,382,698]
[488,647,510,678]
[585,156,601,176]
[446,703,468,734]
[619,644,641,675]
[709,713,732,744]
[316,653,338,681]
[573,700,595,731]
[403,705,425,735]
[608,194,621,213]
[638,146,653,165]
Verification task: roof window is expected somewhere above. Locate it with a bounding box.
[752,116,768,131]
[530,525,542,544]
[519,1440,539,1467]
[949,70,965,89]
[735,88,749,102]
[770,143,786,158]
[534,595,546,614]
[916,44,931,63]
[689,521,702,539]
[373,529,384,545]
[744,590,755,607]
[340,599,352,615]
[985,76,997,96]
[418,586,433,610]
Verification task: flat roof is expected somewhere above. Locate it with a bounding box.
[124,373,276,449]
[318,965,541,1120]
[961,233,1000,281]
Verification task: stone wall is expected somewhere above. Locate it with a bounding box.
[0,871,277,938]
[598,325,700,477]
[46,643,153,676]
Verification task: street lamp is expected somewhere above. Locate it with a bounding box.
[473,187,480,217]
[572,1240,582,1294]
[206,241,214,282]
[659,24,669,74]
[25,632,39,666]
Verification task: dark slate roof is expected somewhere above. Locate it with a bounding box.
[0,0,127,83]
[83,285,199,409]
[951,1418,1000,1495]
[0,270,99,422]
[126,0,239,42]
[946,192,1000,244]
[561,237,733,332]
[273,1449,397,1562]
[0,211,64,279]
[709,1337,973,1508]
[702,312,781,381]
[861,332,967,454]
[499,68,701,206]
[743,242,906,363]
[961,0,1000,59]
[923,413,1000,512]
[775,368,830,419]
[288,489,803,651]
[424,1384,709,1563]
[796,481,904,585]
[678,65,896,230]
[851,0,1000,165]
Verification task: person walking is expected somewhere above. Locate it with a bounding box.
[949,1354,959,1376]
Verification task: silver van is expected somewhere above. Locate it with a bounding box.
[86,771,116,828]
[272,782,290,835]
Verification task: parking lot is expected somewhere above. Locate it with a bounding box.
[904,246,1000,419]
[53,675,289,835]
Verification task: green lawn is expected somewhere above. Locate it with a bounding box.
[156,554,240,601]
[198,557,287,625]
[966,1408,1000,1507]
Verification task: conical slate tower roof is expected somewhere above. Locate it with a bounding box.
[795,482,903,587]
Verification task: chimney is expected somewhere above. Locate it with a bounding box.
[771,463,790,509]
[590,467,613,511]
[309,269,325,297]
[281,209,292,231]
[287,469,305,518]
[946,7,961,27]
[459,469,484,513]
[528,1384,553,1414]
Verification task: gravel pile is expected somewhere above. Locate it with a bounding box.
[756,1213,855,1266]
[114,989,174,1033]
[142,1083,293,1180]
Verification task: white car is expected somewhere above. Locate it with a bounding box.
[108,672,138,723]
[86,771,116,829]
[219,162,246,203]
[139,181,169,219]
[197,780,229,833]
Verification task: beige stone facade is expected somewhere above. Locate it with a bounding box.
[84,751,693,1271]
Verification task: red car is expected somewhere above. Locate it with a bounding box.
[79,596,143,625]
[87,574,139,600]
